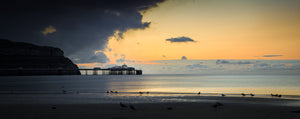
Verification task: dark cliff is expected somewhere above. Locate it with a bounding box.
[0,39,81,75]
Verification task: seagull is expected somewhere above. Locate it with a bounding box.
[146,91,149,94]
[62,90,66,94]
[221,94,226,97]
[120,102,128,108]
[110,91,114,93]
[51,106,57,109]
[250,93,255,96]
[139,91,143,94]
[167,107,173,110]
[212,102,224,108]
[271,93,278,97]
[129,105,136,111]
[241,93,246,96]
[106,91,109,93]
[277,94,282,97]
[115,91,118,93]
[198,92,201,95]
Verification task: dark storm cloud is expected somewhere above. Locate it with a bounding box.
[216,60,253,64]
[263,55,283,57]
[0,0,164,63]
[166,37,195,43]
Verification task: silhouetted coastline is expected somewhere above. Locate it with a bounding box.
[0,39,80,75]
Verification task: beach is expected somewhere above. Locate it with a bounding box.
[1,75,300,119]
[1,93,300,119]
[1,98,300,119]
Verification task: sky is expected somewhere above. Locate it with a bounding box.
[1,0,300,74]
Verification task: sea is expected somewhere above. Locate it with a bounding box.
[1,74,300,105]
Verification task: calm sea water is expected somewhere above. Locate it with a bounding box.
[0,74,300,104]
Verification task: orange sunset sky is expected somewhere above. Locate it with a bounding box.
[97,0,300,65]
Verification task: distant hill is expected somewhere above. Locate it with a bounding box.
[0,39,81,75]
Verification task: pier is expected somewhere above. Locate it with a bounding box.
[79,64,142,75]
[79,68,142,75]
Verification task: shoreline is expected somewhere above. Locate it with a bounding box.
[1,93,300,106]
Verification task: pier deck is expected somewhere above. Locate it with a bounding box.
[79,69,142,75]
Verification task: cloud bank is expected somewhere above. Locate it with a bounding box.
[216,60,253,64]
[263,55,283,57]
[166,37,195,43]
[137,60,300,74]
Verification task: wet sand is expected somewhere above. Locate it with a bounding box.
[1,99,300,119]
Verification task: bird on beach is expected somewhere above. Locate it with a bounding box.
[146,91,149,94]
[198,92,201,95]
[167,107,173,110]
[120,102,128,108]
[221,94,226,97]
[212,102,224,108]
[250,93,255,96]
[139,91,143,94]
[129,105,136,111]
[106,91,109,93]
[271,93,282,97]
[61,86,66,94]
[110,91,114,93]
[241,93,246,96]
[271,93,278,97]
[115,91,118,93]
[51,106,57,109]
[62,89,66,94]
